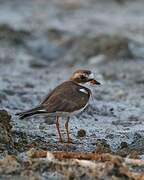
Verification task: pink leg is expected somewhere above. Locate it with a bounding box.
[65,117,72,143]
[56,116,63,142]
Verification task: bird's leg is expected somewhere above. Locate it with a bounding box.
[65,116,72,143]
[56,116,63,143]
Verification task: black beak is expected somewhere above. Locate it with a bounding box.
[89,79,101,85]
[95,80,101,85]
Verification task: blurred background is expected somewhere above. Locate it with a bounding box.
[0,0,144,161]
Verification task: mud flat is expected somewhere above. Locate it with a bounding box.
[0,0,144,179]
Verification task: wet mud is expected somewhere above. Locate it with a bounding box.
[0,0,144,179]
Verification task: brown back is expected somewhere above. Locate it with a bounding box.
[41,81,91,113]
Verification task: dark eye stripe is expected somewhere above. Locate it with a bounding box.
[80,75,86,79]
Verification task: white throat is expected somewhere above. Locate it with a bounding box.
[79,82,94,93]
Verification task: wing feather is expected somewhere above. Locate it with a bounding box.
[41,81,90,113]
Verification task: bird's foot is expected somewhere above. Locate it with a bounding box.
[67,137,73,143]
[58,137,64,143]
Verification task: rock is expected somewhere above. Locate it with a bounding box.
[27,37,65,61]
[29,59,49,69]
[3,89,15,96]
[0,110,15,155]
[47,28,68,42]
[0,24,30,45]
[0,110,12,135]
[64,34,133,63]
[114,0,126,4]
[92,34,133,59]
[130,133,144,154]
[26,152,144,180]
[95,139,112,154]
[12,131,29,152]
[0,155,21,174]
[116,141,140,158]
[116,142,131,157]
[0,93,7,103]
[77,129,86,138]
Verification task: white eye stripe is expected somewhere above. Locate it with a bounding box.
[79,88,88,94]
[89,73,94,79]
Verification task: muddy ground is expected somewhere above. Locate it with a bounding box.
[0,0,144,179]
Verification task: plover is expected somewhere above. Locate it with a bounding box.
[16,69,100,143]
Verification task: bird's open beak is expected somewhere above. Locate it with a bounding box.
[89,79,101,85]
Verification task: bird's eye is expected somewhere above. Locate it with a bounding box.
[80,75,86,79]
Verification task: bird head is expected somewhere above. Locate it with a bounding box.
[69,69,101,85]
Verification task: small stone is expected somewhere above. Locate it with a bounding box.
[0,24,30,45]
[0,155,21,174]
[110,108,114,112]
[0,110,15,154]
[77,129,86,138]
[120,142,128,149]
[96,139,112,154]
[29,59,48,69]
[0,110,12,132]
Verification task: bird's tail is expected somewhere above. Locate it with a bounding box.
[15,106,47,120]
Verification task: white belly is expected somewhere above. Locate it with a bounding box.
[55,101,89,117]
[71,102,89,115]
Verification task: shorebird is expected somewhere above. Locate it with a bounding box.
[16,69,100,143]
